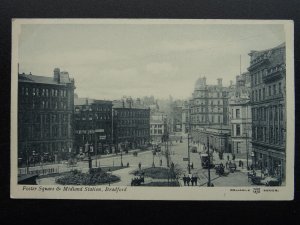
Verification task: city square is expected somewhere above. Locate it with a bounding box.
[16,21,286,188]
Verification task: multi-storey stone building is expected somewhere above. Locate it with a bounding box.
[248,43,286,180]
[18,68,75,164]
[113,97,150,152]
[74,97,113,155]
[150,112,167,143]
[190,77,230,152]
[171,100,183,133]
[229,72,252,159]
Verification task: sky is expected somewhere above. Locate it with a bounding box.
[18,22,285,100]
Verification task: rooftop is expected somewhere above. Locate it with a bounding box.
[18,72,74,85]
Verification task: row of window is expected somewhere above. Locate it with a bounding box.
[115,110,149,117]
[193,100,223,106]
[21,87,68,98]
[251,82,282,102]
[75,106,111,112]
[118,119,148,125]
[151,124,163,128]
[75,113,111,121]
[194,91,225,98]
[20,113,69,124]
[20,124,69,139]
[252,105,284,121]
[21,99,68,110]
[191,115,223,123]
[150,129,163,134]
[252,126,285,145]
[192,107,223,113]
[117,129,149,137]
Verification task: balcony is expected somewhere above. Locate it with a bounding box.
[263,66,285,83]
[248,56,269,71]
[265,93,284,101]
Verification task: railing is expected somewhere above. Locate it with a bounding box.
[18,167,60,175]
[263,70,284,83]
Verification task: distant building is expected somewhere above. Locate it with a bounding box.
[191,77,229,128]
[18,68,75,164]
[171,100,183,133]
[248,43,286,180]
[190,77,230,152]
[74,97,113,155]
[229,72,252,157]
[181,100,190,134]
[150,112,167,143]
[113,97,150,152]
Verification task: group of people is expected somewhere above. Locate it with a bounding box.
[182,174,198,186]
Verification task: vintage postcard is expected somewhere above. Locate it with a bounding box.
[11,19,294,200]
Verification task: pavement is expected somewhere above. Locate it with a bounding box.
[34,139,256,187]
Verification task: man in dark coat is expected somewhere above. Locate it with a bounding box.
[183,175,187,186]
[186,176,191,186]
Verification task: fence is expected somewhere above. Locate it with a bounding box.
[18,167,60,176]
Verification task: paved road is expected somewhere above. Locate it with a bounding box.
[36,139,251,187]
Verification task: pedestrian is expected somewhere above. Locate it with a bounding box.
[191,175,194,186]
[183,175,187,186]
[227,155,230,161]
[186,176,191,186]
[191,162,194,169]
[127,162,129,167]
[160,159,162,166]
[138,162,141,170]
[194,176,198,186]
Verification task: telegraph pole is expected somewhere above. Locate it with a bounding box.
[187,104,191,174]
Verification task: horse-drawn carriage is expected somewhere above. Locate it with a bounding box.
[215,164,226,176]
[131,176,144,186]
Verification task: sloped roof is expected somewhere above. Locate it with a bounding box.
[18,73,72,85]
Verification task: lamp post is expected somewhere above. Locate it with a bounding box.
[251,151,255,169]
[107,169,112,186]
[207,136,211,187]
[152,150,155,167]
[244,132,249,170]
[187,104,191,174]
[85,141,92,171]
[120,146,123,167]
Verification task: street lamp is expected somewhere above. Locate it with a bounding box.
[152,150,156,167]
[120,147,123,167]
[243,132,249,170]
[107,169,112,186]
[251,151,255,169]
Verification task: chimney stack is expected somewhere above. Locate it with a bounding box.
[54,68,60,83]
[217,78,222,86]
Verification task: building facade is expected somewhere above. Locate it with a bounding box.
[150,112,167,143]
[229,72,252,158]
[74,97,113,155]
[248,43,286,180]
[113,97,150,152]
[190,77,230,152]
[191,77,229,129]
[171,101,183,133]
[18,68,75,165]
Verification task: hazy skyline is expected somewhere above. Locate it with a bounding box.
[18,22,285,100]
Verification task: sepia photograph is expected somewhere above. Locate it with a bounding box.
[10,19,294,200]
